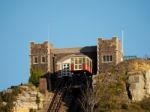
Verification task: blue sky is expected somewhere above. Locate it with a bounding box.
[0,0,150,90]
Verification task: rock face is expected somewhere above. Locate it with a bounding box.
[13,85,45,112]
[128,70,150,102]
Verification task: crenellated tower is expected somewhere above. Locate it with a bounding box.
[30,41,54,74]
[97,36,123,73]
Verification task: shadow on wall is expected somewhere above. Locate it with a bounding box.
[80,46,97,74]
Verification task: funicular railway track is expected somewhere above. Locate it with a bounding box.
[47,78,69,112]
[47,73,92,112]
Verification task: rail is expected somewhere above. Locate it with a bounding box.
[47,79,67,112]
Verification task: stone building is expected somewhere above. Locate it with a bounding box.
[29,36,123,77]
[30,41,54,73]
[97,37,123,73]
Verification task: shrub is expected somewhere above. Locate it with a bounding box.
[29,67,43,86]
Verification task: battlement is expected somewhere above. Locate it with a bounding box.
[97,36,123,73]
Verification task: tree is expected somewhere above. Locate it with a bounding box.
[78,79,98,112]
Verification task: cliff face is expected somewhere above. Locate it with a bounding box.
[93,59,150,111]
[13,85,44,112]
[128,70,150,102]
[13,84,54,112]
[0,84,53,112]
[116,59,150,102]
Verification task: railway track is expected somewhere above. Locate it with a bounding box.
[47,78,68,112]
[47,75,89,112]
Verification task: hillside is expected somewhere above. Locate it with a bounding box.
[93,58,150,112]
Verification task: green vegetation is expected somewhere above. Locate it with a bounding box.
[93,73,126,112]
[92,73,150,112]
[0,86,21,112]
[91,59,150,112]
[29,67,43,86]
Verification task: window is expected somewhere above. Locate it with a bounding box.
[79,65,82,69]
[87,59,89,66]
[110,55,112,61]
[79,58,82,64]
[75,65,78,69]
[41,56,46,63]
[33,56,38,64]
[103,55,113,63]
[75,58,78,64]
[83,58,85,63]
[71,58,74,63]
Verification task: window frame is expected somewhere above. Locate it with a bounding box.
[41,56,46,64]
[33,56,38,64]
[102,55,113,63]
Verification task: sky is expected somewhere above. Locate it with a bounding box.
[0,0,150,90]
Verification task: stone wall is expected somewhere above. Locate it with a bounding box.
[97,37,123,73]
[30,41,54,74]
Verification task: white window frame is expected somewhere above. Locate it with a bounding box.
[41,56,46,64]
[33,56,38,64]
[102,55,113,63]
[62,63,70,76]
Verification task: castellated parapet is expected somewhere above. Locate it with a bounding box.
[30,41,54,73]
[97,37,123,73]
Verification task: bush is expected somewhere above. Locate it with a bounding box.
[29,67,43,86]
[0,86,21,112]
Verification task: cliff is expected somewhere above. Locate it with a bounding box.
[0,84,54,112]
[93,58,150,112]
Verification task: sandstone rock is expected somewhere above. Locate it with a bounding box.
[144,70,150,95]
[13,85,46,112]
[128,70,150,102]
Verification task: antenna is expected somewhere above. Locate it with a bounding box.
[121,30,124,54]
[48,24,50,43]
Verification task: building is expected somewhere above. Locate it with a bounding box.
[29,36,123,77]
[97,37,123,73]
